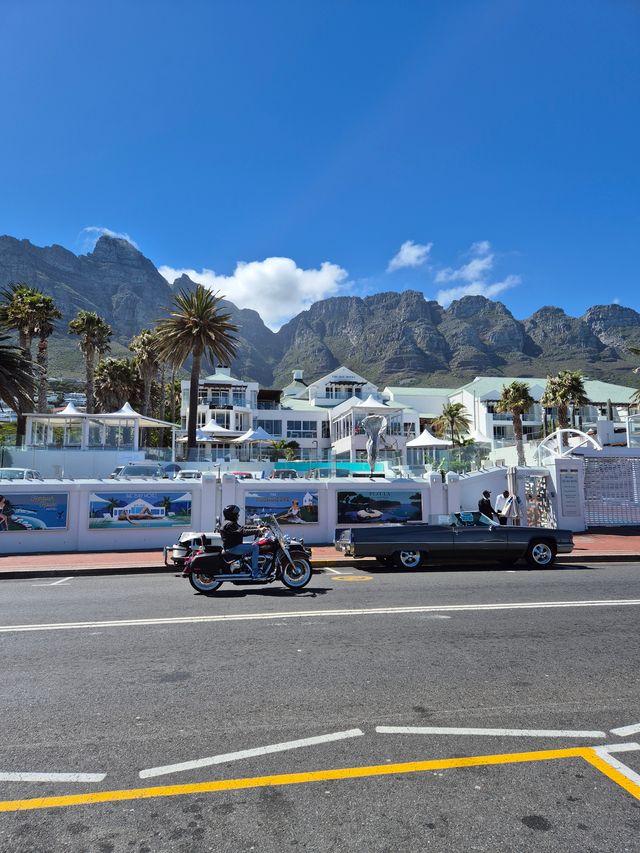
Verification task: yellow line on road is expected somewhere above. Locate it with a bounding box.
[332,575,373,582]
[0,747,588,813]
[582,748,640,801]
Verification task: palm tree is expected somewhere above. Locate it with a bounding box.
[0,332,36,416]
[432,402,471,446]
[32,294,63,413]
[629,346,640,407]
[541,370,589,432]
[156,286,238,450]
[94,357,141,412]
[129,329,161,416]
[496,380,535,467]
[68,311,112,414]
[0,284,41,443]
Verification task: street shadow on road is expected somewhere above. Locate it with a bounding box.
[193,586,332,598]
[359,562,600,574]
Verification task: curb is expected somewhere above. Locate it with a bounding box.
[1,553,638,580]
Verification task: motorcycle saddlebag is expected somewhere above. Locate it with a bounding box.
[189,551,223,577]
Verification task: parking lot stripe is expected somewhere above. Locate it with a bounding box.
[139,729,364,779]
[2,598,640,634]
[610,722,640,737]
[376,726,607,738]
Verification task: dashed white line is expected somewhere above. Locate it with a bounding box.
[31,576,73,587]
[2,599,640,634]
[139,728,364,779]
[610,722,640,737]
[0,771,106,783]
[376,726,608,738]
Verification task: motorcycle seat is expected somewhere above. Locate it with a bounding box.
[222,550,241,562]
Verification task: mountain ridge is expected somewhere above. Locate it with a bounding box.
[0,234,639,390]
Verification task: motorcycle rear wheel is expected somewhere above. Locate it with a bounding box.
[280,555,312,590]
[189,573,223,594]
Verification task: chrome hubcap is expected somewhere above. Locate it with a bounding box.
[399,550,421,568]
[531,544,552,565]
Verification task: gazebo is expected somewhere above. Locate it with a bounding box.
[25,402,179,455]
[406,428,452,466]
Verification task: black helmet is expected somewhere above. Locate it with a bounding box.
[223,504,240,521]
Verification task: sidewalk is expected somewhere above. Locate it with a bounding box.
[0,532,638,580]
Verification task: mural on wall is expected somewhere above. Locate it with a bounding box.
[337,490,422,524]
[0,493,69,531]
[245,490,319,524]
[88,491,192,529]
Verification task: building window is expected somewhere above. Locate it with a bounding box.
[287,420,317,438]
[254,419,283,437]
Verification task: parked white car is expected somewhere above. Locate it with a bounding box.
[0,467,42,481]
[174,469,202,480]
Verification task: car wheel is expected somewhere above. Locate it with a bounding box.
[526,540,555,568]
[395,550,423,570]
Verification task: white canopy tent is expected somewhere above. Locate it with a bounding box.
[25,401,178,456]
[406,428,453,448]
[233,426,276,461]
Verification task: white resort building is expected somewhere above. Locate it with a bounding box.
[180,366,638,465]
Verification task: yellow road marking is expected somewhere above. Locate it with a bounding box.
[1,746,637,813]
[332,575,373,582]
[582,748,640,801]
[0,747,586,813]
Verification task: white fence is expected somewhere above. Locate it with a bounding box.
[0,470,521,554]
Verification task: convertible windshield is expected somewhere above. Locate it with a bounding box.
[450,511,499,528]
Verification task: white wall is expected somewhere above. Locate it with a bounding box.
[0,468,534,554]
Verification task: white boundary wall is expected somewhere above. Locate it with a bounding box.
[0,468,519,555]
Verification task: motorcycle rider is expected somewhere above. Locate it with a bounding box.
[220,504,265,578]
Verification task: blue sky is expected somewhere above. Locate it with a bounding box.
[1,0,639,329]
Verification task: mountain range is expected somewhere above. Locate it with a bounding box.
[1,234,639,391]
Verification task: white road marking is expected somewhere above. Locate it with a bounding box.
[597,741,640,753]
[593,743,640,787]
[376,726,608,738]
[323,567,343,575]
[31,576,73,587]
[139,728,364,779]
[610,722,640,737]
[2,598,640,634]
[0,771,106,783]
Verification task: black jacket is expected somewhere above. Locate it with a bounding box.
[478,497,496,518]
[221,519,261,549]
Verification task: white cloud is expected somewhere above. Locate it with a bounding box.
[436,274,521,308]
[158,257,349,330]
[79,226,139,251]
[431,240,521,307]
[387,240,432,272]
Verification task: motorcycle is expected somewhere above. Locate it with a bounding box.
[180,515,313,594]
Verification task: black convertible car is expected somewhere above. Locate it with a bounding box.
[334,511,574,569]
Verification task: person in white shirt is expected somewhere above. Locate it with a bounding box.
[495,490,510,526]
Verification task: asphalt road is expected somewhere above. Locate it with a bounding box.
[1,560,640,852]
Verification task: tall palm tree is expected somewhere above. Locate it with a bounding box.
[156,286,238,450]
[432,402,471,446]
[0,284,41,443]
[94,357,141,412]
[496,380,535,467]
[68,311,112,414]
[0,332,36,416]
[541,370,589,432]
[32,294,63,413]
[129,329,161,416]
[629,346,640,407]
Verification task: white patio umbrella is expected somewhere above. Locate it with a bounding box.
[233,426,276,461]
[406,428,453,448]
[199,420,240,436]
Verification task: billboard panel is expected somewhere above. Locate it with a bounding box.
[337,489,422,524]
[0,492,69,531]
[88,491,192,529]
[244,490,319,524]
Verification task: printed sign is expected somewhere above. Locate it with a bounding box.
[88,491,192,529]
[558,467,581,517]
[244,490,319,524]
[337,490,422,524]
[0,492,69,531]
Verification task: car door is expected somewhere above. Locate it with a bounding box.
[453,522,508,560]
[403,523,455,558]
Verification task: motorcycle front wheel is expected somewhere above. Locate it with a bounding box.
[280,555,312,590]
[189,573,223,594]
